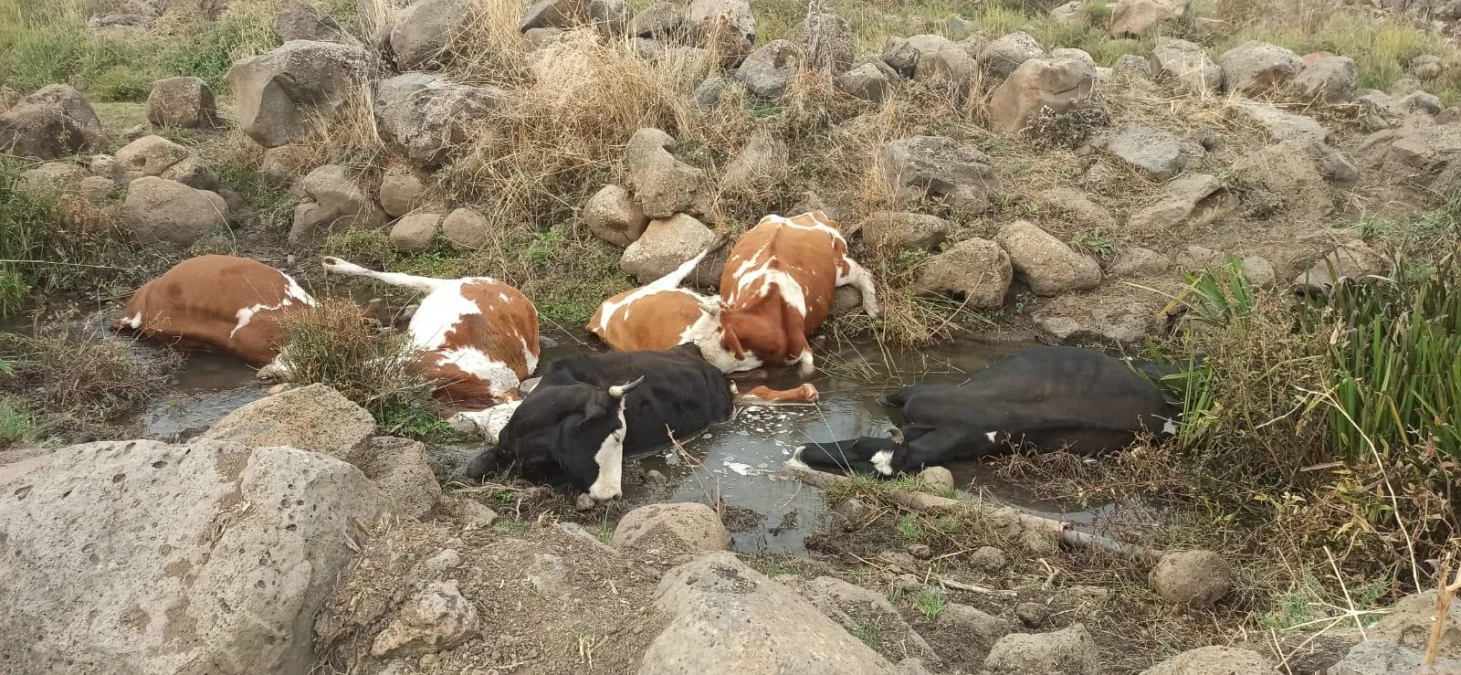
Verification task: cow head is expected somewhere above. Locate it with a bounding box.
[685,297,761,373]
[479,375,646,500]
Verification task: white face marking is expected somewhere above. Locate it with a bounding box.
[125,312,142,329]
[1161,418,1179,435]
[588,399,628,500]
[434,347,523,399]
[871,450,895,476]
[986,431,998,443]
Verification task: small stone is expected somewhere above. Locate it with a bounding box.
[969,546,1008,572]
[419,549,462,574]
[441,207,491,251]
[584,184,648,247]
[1015,602,1048,627]
[1142,646,1274,675]
[918,466,954,491]
[1218,40,1304,96]
[736,40,802,99]
[146,76,217,129]
[370,580,478,658]
[389,212,443,252]
[611,502,728,553]
[979,31,1045,80]
[941,603,1013,649]
[1149,550,1233,607]
[575,493,597,511]
[832,497,874,531]
[379,166,432,218]
[861,211,950,251]
[984,623,1099,674]
[457,500,498,528]
[907,544,933,560]
[914,237,1012,308]
[995,221,1101,296]
[1107,124,1185,178]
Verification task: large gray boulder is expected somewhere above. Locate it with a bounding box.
[736,40,803,99]
[794,576,940,662]
[880,136,1000,214]
[620,213,715,284]
[862,211,950,252]
[1107,124,1186,178]
[379,165,434,217]
[123,177,229,245]
[374,73,505,168]
[1110,0,1185,37]
[200,383,376,460]
[390,211,444,252]
[200,385,441,519]
[1361,124,1461,197]
[791,11,853,74]
[837,59,898,102]
[521,0,584,31]
[640,551,900,674]
[273,0,343,42]
[625,128,713,219]
[0,439,385,674]
[441,207,490,251]
[290,164,389,245]
[227,40,370,148]
[0,84,109,158]
[1293,54,1358,103]
[994,221,1101,296]
[1127,173,1236,233]
[915,237,1012,309]
[1218,40,1304,96]
[16,161,88,196]
[392,0,470,69]
[990,57,1094,133]
[147,76,217,128]
[1149,38,1221,94]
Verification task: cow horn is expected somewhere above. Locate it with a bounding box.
[887,427,905,445]
[697,297,723,316]
[609,376,646,399]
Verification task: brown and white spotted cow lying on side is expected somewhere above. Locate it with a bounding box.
[111,255,318,367]
[715,210,879,376]
[317,257,540,433]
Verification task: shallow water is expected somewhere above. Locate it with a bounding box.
[72,324,1146,556]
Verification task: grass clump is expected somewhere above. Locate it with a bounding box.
[0,326,174,443]
[913,591,947,621]
[275,298,447,439]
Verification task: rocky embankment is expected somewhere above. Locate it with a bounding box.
[1,383,1458,674]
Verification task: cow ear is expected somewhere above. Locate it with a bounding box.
[580,400,608,423]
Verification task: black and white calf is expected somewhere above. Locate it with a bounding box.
[464,344,735,500]
[794,346,1181,477]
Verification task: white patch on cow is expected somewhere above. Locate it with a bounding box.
[229,271,319,339]
[448,400,522,443]
[793,349,815,377]
[593,242,718,334]
[871,450,894,476]
[1161,417,1179,435]
[764,213,847,245]
[985,431,998,443]
[734,266,809,316]
[784,445,812,472]
[519,335,538,375]
[408,280,482,349]
[436,346,522,399]
[124,313,142,329]
[589,399,628,500]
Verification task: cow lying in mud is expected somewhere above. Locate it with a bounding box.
[793,346,1181,477]
[111,255,319,367]
[464,344,735,500]
[589,211,879,378]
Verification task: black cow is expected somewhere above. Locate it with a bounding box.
[464,343,734,499]
[794,346,1181,476]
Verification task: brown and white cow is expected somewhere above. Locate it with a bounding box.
[587,235,727,353]
[711,211,879,376]
[111,255,318,367]
[318,257,540,418]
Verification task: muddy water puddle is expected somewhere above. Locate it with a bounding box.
[80,324,1151,556]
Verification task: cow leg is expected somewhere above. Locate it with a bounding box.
[446,401,522,444]
[322,257,449,293]
[836,257,881,318]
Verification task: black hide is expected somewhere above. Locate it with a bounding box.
[465,344,734,490]
[797,346,1181,476]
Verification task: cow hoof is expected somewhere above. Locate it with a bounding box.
[446,413,479,436]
